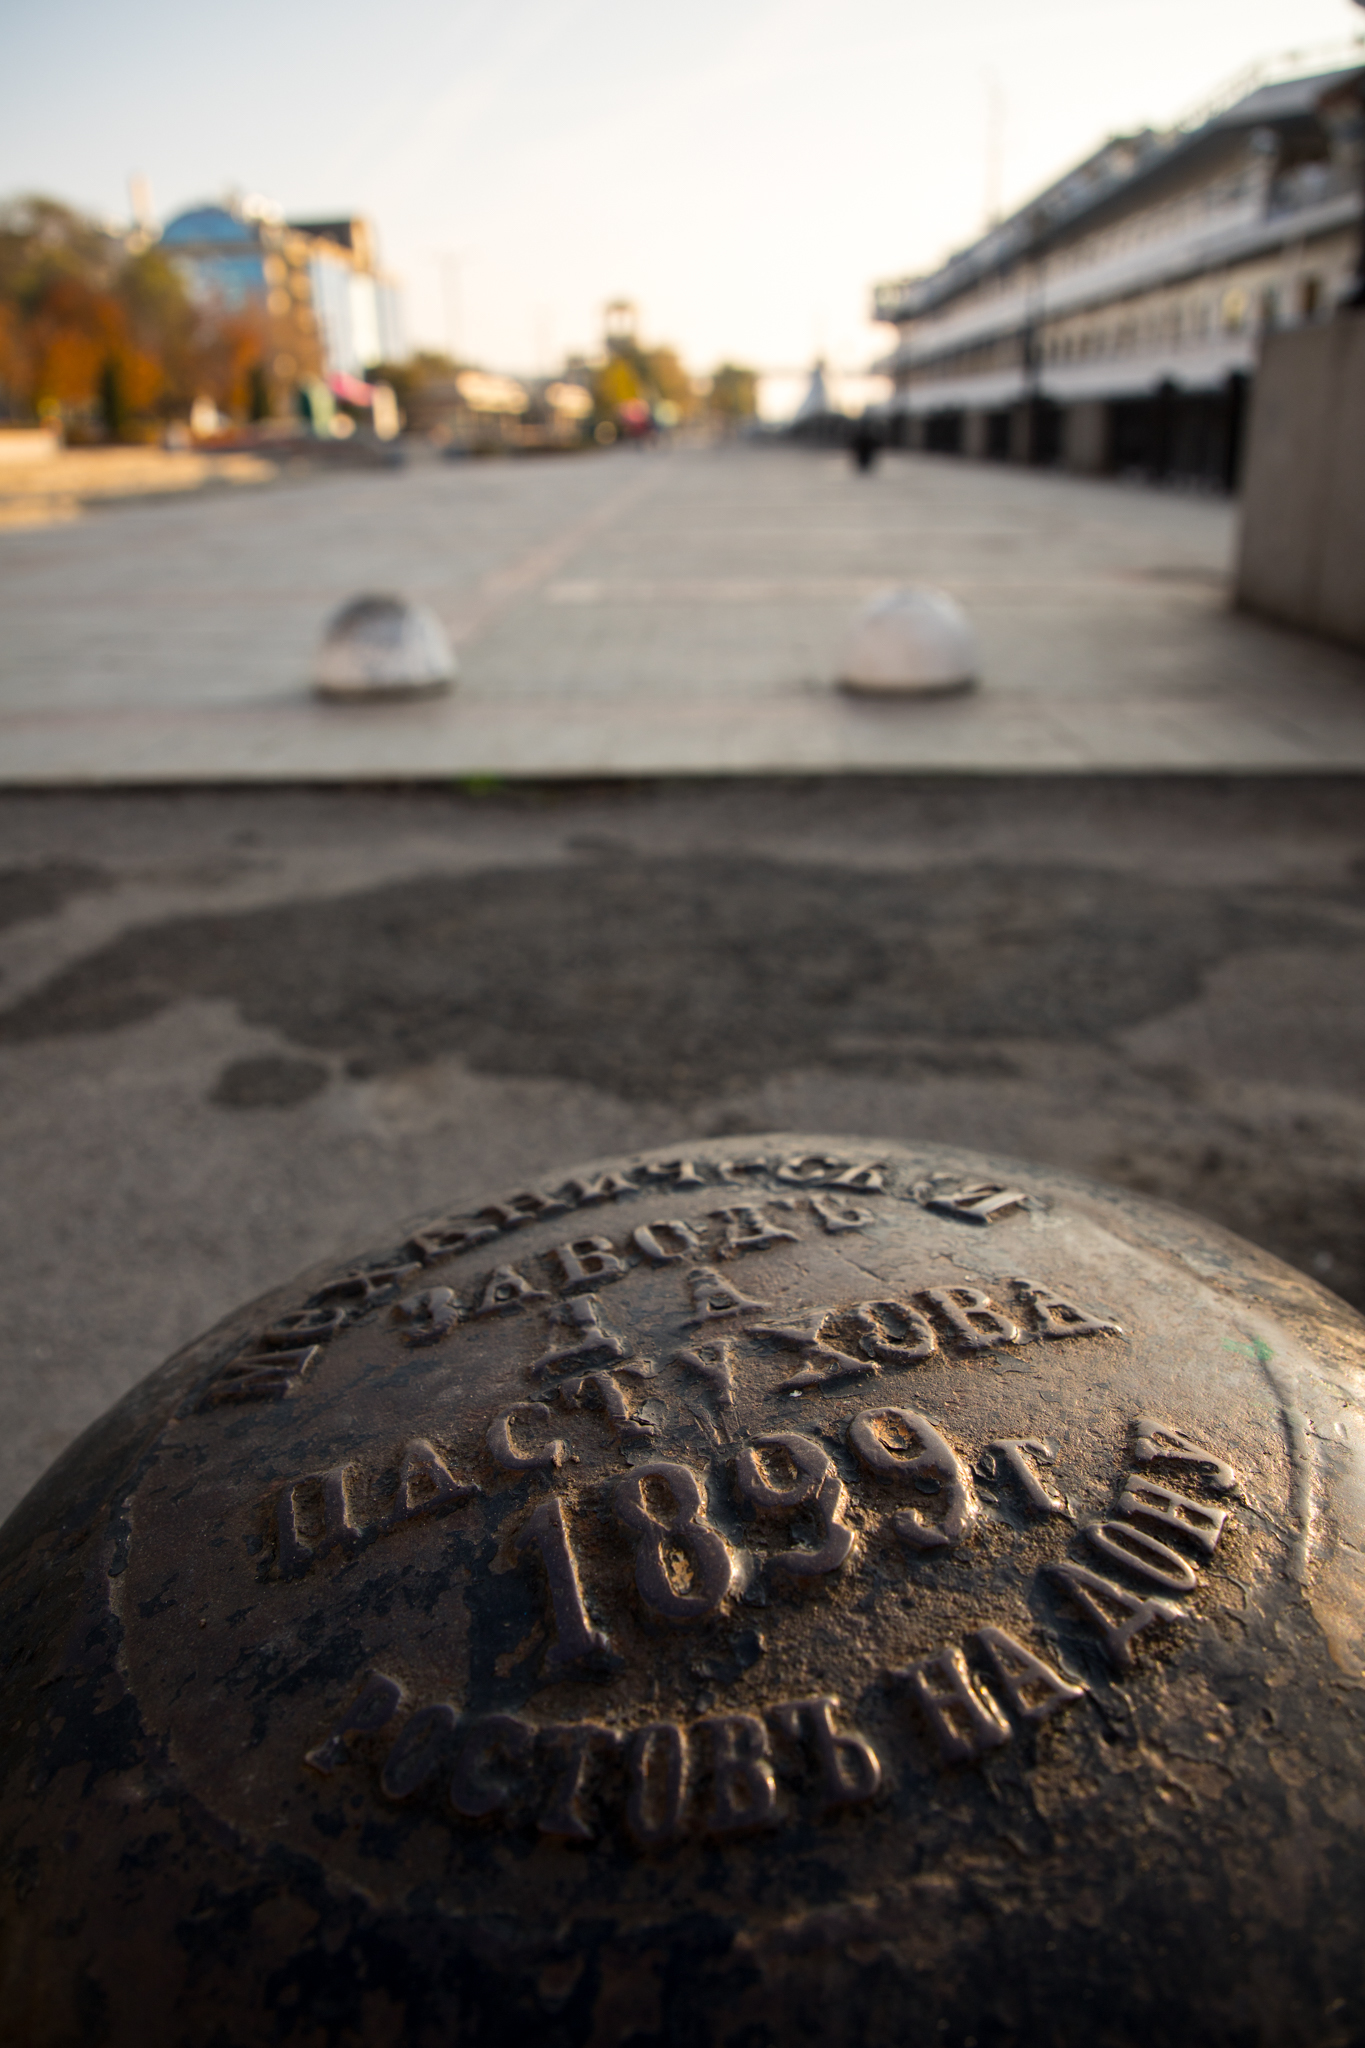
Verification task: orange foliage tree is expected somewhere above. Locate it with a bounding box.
[0,195,267,438]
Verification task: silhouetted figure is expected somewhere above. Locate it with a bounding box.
[851,417,881,473]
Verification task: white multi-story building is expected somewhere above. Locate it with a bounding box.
[160,202,405,391]
[290,218,405,377]
[873,62,1364,487]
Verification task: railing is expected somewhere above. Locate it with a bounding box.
[1170,35,1364,137]
[872,38,1365,330]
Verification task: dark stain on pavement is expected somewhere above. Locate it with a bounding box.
[0,851,1362,1306]
[0,856,1336,1093]
[210,1054,330,1110]
[0,861,108,934]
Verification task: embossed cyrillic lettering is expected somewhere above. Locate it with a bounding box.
[409,1218,498,1264]
[848,1407,976,1549]
[389,1286,459,1345]
[276,1441,474,1571]
[560,1365,657,1443]
[711,1206,800,1257]
[1133,1419,1235,1493]
[809,1194,875,1233]
[258,1306,348,1348]
[481,1190,570,1230]
[770,1697,881,1805]
[755,1308,877,1392]
[488,1402,567,1471]
[924,1182,1026,1225]
[627,1721,689,1845]
[310,1261,420,1308]
[735,1434,853,1579]
[776,1155,885,1191]
[538,1722,621,1839]
[564,1170,639,1205]
[827,1161,886,1191]
[851,1299,937,1367]
[687,1266,768,1323]
[702,1712,778,1831]
[633,1219,706,1264]
[516,1497,612,1668]
[276,1462,361,1574]
[775,1154,852,1184]
[1015,1281,1121,1341]
[636,1158,705,1188]
[475,1264,549,1315]
[1049,1561,1183,1666]
[715,1157,768,1185]
[981,1438,1068,1516]
[381,1702,457,1799]
[615,1462,734,1622]
[553,1236,628,1290]
[920,1286,1020,1349]
[676,1344,735,1410]
[974,1627,1086,1721]
[306,1672,402,1774]
[384,1438,479,1524]
[901,1647,1010,1762]
[450,1714,536,1818]
[528,1295,629,1375]
[1118,1477,1228,1555]
[202,1344,320,1408]
[1084,1519,1197,1591]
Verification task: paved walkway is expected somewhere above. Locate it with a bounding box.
[3,444,1365,780]
[2,777,1363,1520]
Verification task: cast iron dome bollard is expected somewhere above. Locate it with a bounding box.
[3,1133,1365,2046]
[837,587,978,696]
[313,593,456,701]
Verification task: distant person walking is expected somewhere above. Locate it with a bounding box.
[850,416,881,473]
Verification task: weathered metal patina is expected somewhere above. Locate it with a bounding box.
[3,1135,1365,2046]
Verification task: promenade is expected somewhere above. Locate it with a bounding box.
[2,773,1364,1519]
[2,444,1364,1519]
[4,441,1365,779]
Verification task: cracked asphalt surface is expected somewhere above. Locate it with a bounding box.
[0,776,1361,1520]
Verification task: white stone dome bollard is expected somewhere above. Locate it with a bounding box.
[313,594,456,700]
[837,586,978,695]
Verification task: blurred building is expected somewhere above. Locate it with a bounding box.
[873,62,1364,488]
[159,200,405,392]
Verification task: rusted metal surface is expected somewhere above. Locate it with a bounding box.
[3,1133,1365,2046]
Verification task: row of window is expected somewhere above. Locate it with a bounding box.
[901,164,1277,323]
[1040,271,1329,362]
[900,266,1338,387]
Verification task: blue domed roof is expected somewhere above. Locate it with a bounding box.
[161,205,259,246]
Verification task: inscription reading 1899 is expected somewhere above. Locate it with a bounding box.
[184,1146,1250,1866]
[297,1411,1237,1848]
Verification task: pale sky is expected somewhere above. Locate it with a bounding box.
[1,0,1359,380]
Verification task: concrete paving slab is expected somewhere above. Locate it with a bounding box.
[1,776,1362,1522]
[3,446,1365,781]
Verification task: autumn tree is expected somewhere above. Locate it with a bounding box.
[586,321,699,426]
[640,345,693,415]
[0,193,268,438]
[707,363,758,422]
